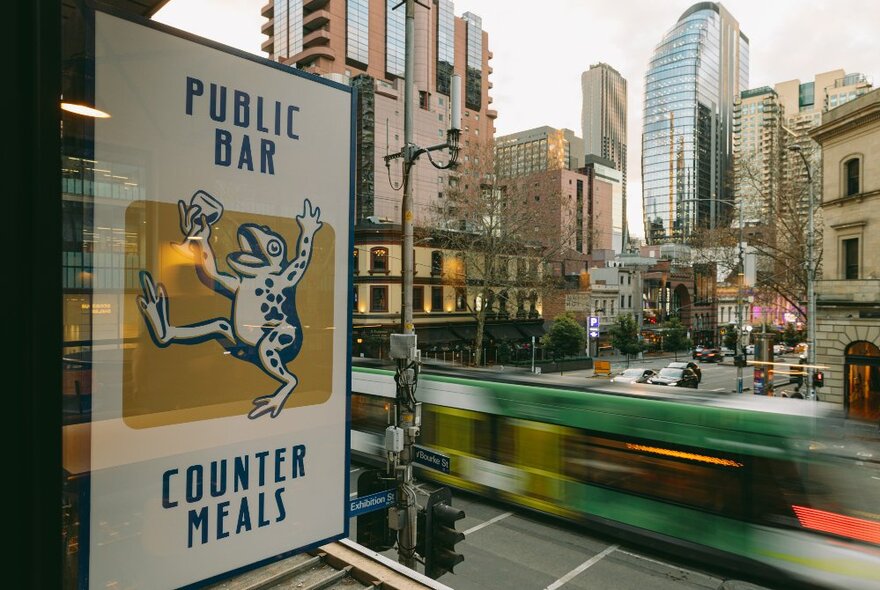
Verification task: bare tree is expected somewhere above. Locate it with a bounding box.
[432,140,577,365]
[690,145,823,324]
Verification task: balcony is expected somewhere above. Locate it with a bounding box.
[289,45,336,66]
[261,19,274,36]
[261,37,274,55]
[303,28,331,48]
[304,8,331,31]
[304,0,329,11]
[261,0,273,18]
[486,109,498,119]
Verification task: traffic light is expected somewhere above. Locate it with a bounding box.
[813,371,825,387]
[418,486,465,579]
[789,365,805,386]
[356,470,395,552]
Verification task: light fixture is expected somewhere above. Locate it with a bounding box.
[61,101,111,118]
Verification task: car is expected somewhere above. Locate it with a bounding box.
[691,345,705,360]
[696,348,723,363]
[647,366,699,388]
[720,346,734,357]
[667,361,702,383]
[611,368,656,384]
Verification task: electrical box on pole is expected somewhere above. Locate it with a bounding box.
[356,470,395,552]
[416,486,465,579]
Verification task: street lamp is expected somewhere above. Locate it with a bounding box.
[787,144,816,400]
[382,0,462,569]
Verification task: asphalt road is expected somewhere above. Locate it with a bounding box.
[348,466,775,590]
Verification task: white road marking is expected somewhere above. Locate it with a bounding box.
[712,387,725,392]
[463,511,513,536]
[544,544,619,589]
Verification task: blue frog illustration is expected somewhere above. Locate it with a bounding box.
[137,190,323,420]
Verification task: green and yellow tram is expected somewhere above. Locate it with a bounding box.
[351,362,880,590]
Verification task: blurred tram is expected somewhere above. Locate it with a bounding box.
[350,361,880,590]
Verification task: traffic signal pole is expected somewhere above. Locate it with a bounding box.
[384,0,460,570]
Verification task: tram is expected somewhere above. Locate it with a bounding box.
[350,362,880,590]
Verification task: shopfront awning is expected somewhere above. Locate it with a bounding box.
[450,324,477,341]
[516,322,546,339]
[485,323,527,341]
[415,326,457,345]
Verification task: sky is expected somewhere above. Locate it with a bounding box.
[154,0,880,238]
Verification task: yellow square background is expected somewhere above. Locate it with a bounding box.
[123,200,336,428]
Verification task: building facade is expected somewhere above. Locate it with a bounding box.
[811,88,880,420]
[495,126,585,178]
[642,2,748,244]
[581,63,628,243]
[263,1,515,352]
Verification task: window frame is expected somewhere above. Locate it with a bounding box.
[370,246,390,274]
[841,154,862,197]
[370,285,389,312]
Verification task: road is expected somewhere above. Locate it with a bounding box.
[348,465,776,590]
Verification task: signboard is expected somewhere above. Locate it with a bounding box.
[588,316,600,329]
[88,12,353,589]
[589,329,600,338]
[349,489,396,517]
[413,445,451,473]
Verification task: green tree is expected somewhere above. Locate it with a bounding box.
[542,312,586,358]
[722,323,738,350]
[781,322,804,347]
[609,313,644,367]
[661,317,691,360]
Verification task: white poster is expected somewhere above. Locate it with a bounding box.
[88,12,352,588]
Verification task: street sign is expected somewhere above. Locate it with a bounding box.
[588,316,600,328]
[349,489,396,517]
[589,329,599,338]
[413,445,451,473]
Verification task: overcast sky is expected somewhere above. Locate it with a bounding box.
[154,0,879,237]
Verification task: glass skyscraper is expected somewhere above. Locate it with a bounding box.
[642,2,748,244]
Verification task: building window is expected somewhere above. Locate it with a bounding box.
[353,285,359,312]
[843,237,859,279]
[370,247,389,273]
[455,288,467,311]
[845,158,860,196]
[431,286,444,312]
[431,251,443,275]
[413,286,424,312]
[370,286,388,312]
[352,247,359,274]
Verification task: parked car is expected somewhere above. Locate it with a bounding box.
[647,366,699,388]
[611,368,656,384]
[696,348,723,363]
[667,361,702,383]
[720,346,734,357]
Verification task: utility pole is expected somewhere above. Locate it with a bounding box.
[788,144,816,400]
[735,191,745,394]
[385,0,461,569]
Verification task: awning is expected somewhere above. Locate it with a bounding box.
[415,327,457,345]
[516,322,545,339]
[449,324,477,341]
[485,323,527,341]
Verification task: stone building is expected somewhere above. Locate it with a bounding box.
[811,88,880,421]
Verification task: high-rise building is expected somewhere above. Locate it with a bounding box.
[581,63,627,243]
[732,87,784,225]
[495,126,584,178]
[642,2,748,244]
[261,0,496,225]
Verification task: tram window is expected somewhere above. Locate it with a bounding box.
[498,418,564,472]
[350,393,391,435]
[563,433,745,518]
